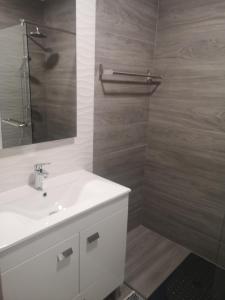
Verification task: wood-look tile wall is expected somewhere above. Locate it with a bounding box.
[144,0,225,264]
[28,23,47,144]
[0,0,43,29]
[43,0,76,141]
[93,0,158,230]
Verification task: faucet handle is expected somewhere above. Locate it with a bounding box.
[34,162,51,172]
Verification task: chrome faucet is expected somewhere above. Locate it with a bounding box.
[34,163,50,190]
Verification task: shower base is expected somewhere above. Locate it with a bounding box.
[149,254,225,300]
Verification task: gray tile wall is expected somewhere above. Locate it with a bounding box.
[27,23,47,143]
[144,0,225,264]
[0,0,43,29]
[94,0,158,231]
[43,0,76,141]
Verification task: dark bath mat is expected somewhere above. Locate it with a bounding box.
[148,254,225,300]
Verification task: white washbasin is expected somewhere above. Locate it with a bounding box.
[0,170,130,252]
[0,212,37,248]
[0,179,122,219]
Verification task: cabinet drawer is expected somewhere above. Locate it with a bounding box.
[2,235,79,300]
[80,208,128,297]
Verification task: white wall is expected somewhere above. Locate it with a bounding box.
[0,0,96,193]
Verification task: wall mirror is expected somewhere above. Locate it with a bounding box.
[0,0,76,149]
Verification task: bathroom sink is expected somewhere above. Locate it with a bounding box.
[0,170,131,251]
[0,211,37,247]
[0,183,79,220]
[0,177,123,220]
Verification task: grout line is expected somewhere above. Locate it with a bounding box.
[145,0,160,163]
[152,0,160,69]
[94,144,147,160]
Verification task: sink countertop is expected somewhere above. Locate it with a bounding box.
[0,170,131,253]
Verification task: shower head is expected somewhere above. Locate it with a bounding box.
[30,27,47,38]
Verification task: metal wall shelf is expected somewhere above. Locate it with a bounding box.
[99,64,162,86]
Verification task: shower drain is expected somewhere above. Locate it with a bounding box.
[124,291,145,300]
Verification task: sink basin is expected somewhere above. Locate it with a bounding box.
[0,183,77,220]
[0,211,36,246]
[0,170,131,252]
[0,177,124,220]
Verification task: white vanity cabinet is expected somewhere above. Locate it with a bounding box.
[1,235,79,300]
[0,196,129,300]
[80,209,128,300]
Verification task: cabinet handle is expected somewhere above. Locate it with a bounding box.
[57,248,73,262]
[87,232,100,244]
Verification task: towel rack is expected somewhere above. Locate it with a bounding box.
[99,64,162,85]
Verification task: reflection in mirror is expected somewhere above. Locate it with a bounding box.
[0,0,76,149]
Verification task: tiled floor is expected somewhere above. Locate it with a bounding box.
[125,225,190,299]
[106,225,190,300]
[105,284,134,300]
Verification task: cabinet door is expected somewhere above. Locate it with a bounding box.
[80,208,128,300]
[2,235,79,300]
